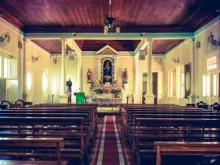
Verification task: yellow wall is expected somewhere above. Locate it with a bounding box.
[50,56,79,103]
[0,18,51,104]
[164,20,220,105]
[25,40,51,104]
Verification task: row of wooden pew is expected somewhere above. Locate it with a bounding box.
[0,103,98,165]
[121,104,220,165]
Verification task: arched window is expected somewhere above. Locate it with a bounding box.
[26,72,32,90]
[42,71,48,95]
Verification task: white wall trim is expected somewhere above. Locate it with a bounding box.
[0,17,23,35]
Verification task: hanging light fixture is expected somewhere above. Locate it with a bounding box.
[104,0,120,33]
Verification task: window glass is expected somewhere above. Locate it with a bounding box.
[207,75,210,96]
[182,72,185,98]
[203,75,206,96]
[207,56,217,70]
[42,71,48,95]
[27,72,32,90]
[170,71,173,97]
[213,74,217,96]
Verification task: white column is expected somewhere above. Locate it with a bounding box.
[163,56,167,103]
[190,37,196,104]
[97,57,102,80]
[60,38,66,95]
[18,39,23,99]
[113,56,118,81]
[133,55,140,103]
[22,37,27,101]
[77,56,82,91]
[59,38,67,103]
[145,38,155,104]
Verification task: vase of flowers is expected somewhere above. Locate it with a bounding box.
[94,86,103,94]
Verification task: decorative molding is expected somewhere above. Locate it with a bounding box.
[100,48,117,55]
[96,45,118,55]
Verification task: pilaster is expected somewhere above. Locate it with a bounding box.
[189,37,196,104]
[145,38,155,104]
[22,37,27,101]
[59,38,67,103]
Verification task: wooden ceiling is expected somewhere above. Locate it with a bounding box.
[76,40,140,51]
[32,40,72,54]
[32,39,183,54]
[146,40,184,54]
[0,0,219,32]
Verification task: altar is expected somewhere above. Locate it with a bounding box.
[86,46,128,112]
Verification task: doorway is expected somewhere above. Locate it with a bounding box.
[142,72,158,104]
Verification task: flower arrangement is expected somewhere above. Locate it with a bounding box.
[111,81,122,94]
[93,86,103,94]
[111,87,121,94]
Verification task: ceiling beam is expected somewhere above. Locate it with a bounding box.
[134,39,148,55]
[25,32,194,40]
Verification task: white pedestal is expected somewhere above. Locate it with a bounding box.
[145,93,155,104]
[59,94,68,103]
[133,94,141,103]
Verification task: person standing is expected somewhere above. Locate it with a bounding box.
[66,79,72,103]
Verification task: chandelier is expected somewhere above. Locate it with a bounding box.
[104,0,120,33]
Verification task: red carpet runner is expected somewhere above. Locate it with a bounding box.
[97,116,125,165]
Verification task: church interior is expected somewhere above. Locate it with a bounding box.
[0,0,220,165]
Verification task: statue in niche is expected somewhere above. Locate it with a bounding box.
[66,78,72,103]
[103,60,112,84]
[122,68,128,83]
[87,68,92,83]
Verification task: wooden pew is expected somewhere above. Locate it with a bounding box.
[154,142,220,165]
[0,160,67,165]
[133,117,220,164]
[0,116,86,163]
[0,137,64,165]
[6,108,96,135]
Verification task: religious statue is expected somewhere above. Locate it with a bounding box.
[87,68,92,83]
[66,79,72,103]
[122,68,128,83]
[103,60,112,84]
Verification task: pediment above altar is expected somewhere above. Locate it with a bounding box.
[96,45,118,55]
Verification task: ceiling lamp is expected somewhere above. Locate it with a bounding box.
[104,14,116,29]
[104,0,120,33]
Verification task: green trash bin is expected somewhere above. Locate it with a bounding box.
[74,92,85,104]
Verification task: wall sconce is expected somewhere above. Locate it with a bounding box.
[208,33,220,46]
[172,56,180,66]
[196,41,200,49]
[31,55,39,63]
[0,32,10,43]
[18,40,22,49]
[52,56,58,64]
[139,50,146,60]
[157,57,163,64]
[67,50,77,60]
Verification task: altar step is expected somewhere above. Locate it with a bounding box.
[97,107,120,117]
